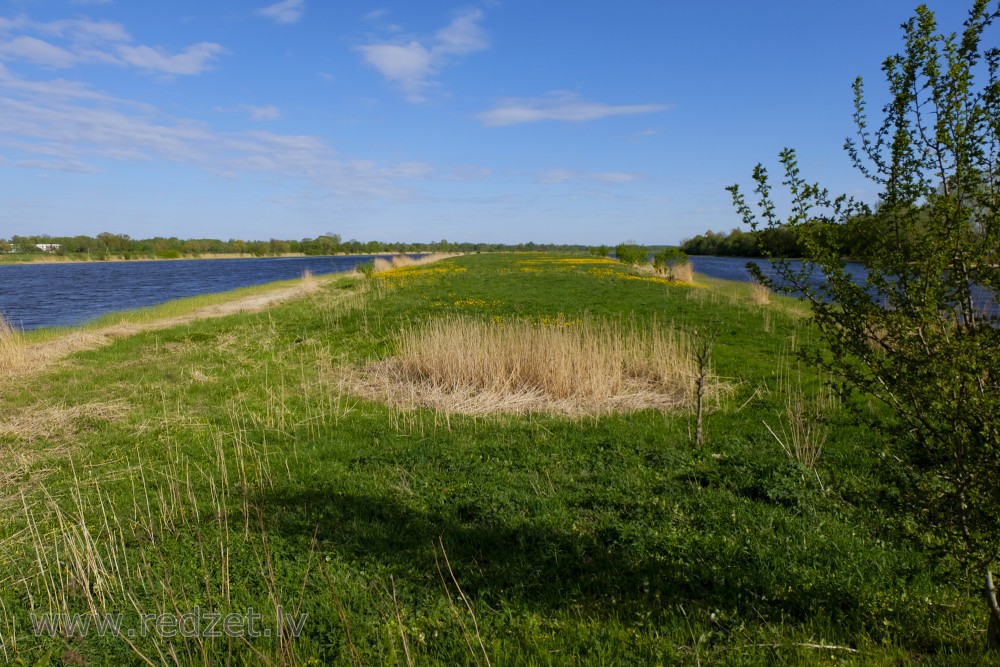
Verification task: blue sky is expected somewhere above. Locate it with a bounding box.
[0,1,978,244]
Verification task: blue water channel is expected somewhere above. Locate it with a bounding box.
[0,255,406,330]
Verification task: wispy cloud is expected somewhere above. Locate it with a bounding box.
[0,36,77,68]
[256,0,305,25]
[539,169,642,184]
[0,64,457,199]
[478,91,669,127]
[362,9,389,22]
[245,104,282,121]
[357,8,488,102]
[17,158,102,173]
[117,43,227,76]
[0,15,225,75]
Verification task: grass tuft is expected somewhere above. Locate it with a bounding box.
[749,280,771,306]
[301,268,318,293]
[0,313,25,377]
[670,261,695,283]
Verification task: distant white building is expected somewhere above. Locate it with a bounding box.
[35,244,61,253]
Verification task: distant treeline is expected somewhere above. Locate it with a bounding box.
[1,233,596,260]
[680,219,880,258]
[679,227,801,257]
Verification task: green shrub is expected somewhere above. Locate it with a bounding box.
[652,247,688,274]
[614,242,646,266]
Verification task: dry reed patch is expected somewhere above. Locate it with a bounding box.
[670,262,695,283]
[301,268,319,293]
[0,313,26,378]
[373,257,394,273]
[749,280,771,306]
[350,316,728,416]
[374,253,454,274]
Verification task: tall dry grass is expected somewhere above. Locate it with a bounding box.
[764,389,828,470]
[749,280,770,306]
[301,268,318,293]
[353,315,727,416]
[373,253,451,274]
[763,358,837,470]
[0,313,25,377]
[671,262,694,283]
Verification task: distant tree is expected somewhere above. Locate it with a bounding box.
[652,247,689,276]
[614,241,647,266]
[729,0,1000,646]
[590,245,611,257]
[97,232,131,254]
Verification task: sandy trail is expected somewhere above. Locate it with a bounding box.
[30,284,313,370]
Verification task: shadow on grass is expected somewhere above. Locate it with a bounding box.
[260,486,865,628]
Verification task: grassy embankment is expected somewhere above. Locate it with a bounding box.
[0,253,993,665]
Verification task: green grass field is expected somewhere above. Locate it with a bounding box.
[0,253,994,665]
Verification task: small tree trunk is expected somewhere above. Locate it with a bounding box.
[694,371,706,448]
[985,569,1000,650]
[688,326,717,449]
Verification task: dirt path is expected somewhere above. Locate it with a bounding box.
[30,283,315,370]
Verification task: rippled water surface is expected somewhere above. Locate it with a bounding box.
[689,255,998,317]
[0,255,399,330]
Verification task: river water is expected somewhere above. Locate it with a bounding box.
[0,255,401,331]
[690,255,998,317]
[3,254,994,331]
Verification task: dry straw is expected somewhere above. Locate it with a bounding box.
[373,253,449,274]
[749,280,771,306]
[0,312,25,377]
[301,268,318,293]
[671,262,695,283]
[352,315,727,416]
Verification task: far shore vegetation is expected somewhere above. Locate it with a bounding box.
[0,232,602,264]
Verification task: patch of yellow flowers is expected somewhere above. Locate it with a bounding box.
[537,313,583,328]
[587,266,686,286]
[453,298,503,308]
[376,265,468,289]
[516,257,617,272]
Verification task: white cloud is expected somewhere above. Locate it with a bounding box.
[0,36,77,68]
[246,105,282,121]
[356,41,433,100]
[0,15,225,76]
[42,18,130,42]
[539,169,641,184]
[256,0,305,25]
[117,42,227,75]
[362,9,389,22]
[357,9,488,102]
[478,91,669,127]
[17,158,102,173]
[433,9,487,56]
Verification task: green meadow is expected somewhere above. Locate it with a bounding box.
[0,253,993,665]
